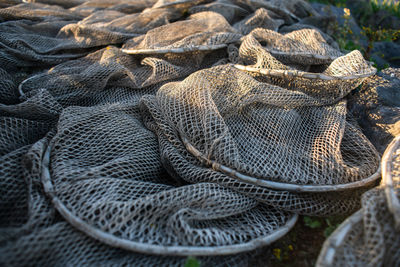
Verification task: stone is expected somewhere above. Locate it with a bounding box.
[367,9,400,30]
[311,3,368,48]
[348,68,400,153]
[372,41,400,68]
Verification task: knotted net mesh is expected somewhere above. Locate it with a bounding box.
[317,136,400,267]
[0,0,391,265]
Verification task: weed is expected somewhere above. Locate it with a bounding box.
[303,216,346,238]
[303,216,322,229]
[184,256,200,267]
[371,0,400,18]
[309,0,347,7]
[362,26,400,59]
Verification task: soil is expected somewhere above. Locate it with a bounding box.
[251,215,346,267]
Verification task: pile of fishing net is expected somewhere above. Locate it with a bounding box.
[317,136,400,267]
[0,0,394,266]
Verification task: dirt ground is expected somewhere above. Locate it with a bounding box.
[250,215,347,266]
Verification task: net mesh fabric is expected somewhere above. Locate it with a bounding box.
[0,135,258,267]
[144,64,379,189]
[188,0,249,24]
[141,94,372,216]
[122,11,242,54]
[233,8,284,35]
[317,136,400,267]
[18,46,229,107]
[0,3,182,70]
[40,102,295,255]
[0,3,83,22]
[0,0,391,265]
[241,28,343,66]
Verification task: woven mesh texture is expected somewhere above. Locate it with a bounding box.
[0,3,183,70]
[233,8,284,35]
[144,64,379,190]
[188,0,249,24]
[317,136,400,267]
[0,0,388,265]
[240,28,343,66]
[0,135,258,267]
[122,11,242,54]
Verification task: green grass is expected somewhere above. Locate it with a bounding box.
[308,0,347,7]
[184,256,201,267]
[371,0,400,18]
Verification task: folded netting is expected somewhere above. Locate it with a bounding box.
[69,0,157,16]
[237,35,375,103]
[40,103,297,255]
[0,67,18,104]
[152,0,211,9]
[140,93,375,216]
[0,3,83,22]
[122,11,242,54]
[0,135,261,267]
[140,64,379,193]
[69,0,156,12]
[0,4,180,69]
[0,117,51,234]
[74,8,181,34]
[21,0,86,8]
[317,136,400,267]
[230,0,318,23]
[233,8,284,35]
[240,28,343,66]
[188,0,249,24]
[18,46,228,107]
[279,23,340,51]
[0,0,393,264]
[0,0,21,8]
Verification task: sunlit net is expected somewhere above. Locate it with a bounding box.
[0,0,388,266]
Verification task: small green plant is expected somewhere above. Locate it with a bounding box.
[303,216,322,229]
[371,0,400,18]
[329,7,363,53]
[362,26,400,59]
[303,216,346,238]
[184,256,201,267]
[308,0,347,7]
[323,217,343,238]
[272,244,295,261]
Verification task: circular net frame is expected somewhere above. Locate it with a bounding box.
[0,0,391,265]
[40,103,297,256]
[144,63,379,192]
[317,136,400,267]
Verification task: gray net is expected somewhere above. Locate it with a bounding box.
[41,103,296,255]
[0,134,259,267]
[0,3,185,70]
[0,0,390,265]
[239,28,343,66]
[317,136,400,267]
[233,8,284,35]
[188,0,249,24]
[18,45,229,106]
[122,11,242,54]
[143,61,379,189]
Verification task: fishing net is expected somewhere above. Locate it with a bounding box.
[233,8,284,35]
[239,28,343,66]
[0,133,260,267]
[17,45,229,106]
[122,11,242,54]
[139,60,379,203]
[188,0,249,24]
[0,3,183,70]
[0,0,390,265]
[317,135,400,267]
